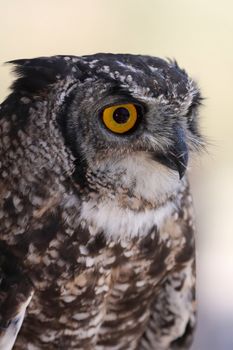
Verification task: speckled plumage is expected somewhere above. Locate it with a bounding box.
[0,54,203,349]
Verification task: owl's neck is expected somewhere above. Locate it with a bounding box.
[74,152,187,241]
[77,152,187,241]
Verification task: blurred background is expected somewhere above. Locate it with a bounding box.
[0,1,232,349]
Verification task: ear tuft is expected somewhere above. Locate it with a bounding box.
[7,56,70,94]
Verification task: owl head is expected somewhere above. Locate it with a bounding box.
[2,54,203,204]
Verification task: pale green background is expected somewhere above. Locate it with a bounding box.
[1,1,233,348]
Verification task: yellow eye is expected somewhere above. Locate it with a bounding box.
[102,103,138,134]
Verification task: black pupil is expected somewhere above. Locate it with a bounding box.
[113,107,130,124]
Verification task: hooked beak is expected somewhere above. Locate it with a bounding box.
[151,125,189,179]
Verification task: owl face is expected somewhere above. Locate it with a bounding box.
[61,55,202,178]
[8,54,203,202]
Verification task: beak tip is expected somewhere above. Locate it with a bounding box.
[178,172,184,180]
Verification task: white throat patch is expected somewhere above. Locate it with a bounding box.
[80,199,175,240]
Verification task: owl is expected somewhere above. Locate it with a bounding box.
[0,54,203,350]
